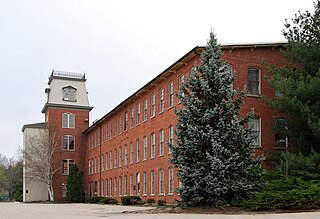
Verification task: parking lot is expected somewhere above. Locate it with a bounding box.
[0,202,320,219]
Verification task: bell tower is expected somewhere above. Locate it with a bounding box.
[42,70,93,201]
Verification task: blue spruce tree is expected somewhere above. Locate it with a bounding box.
[170,32,261,207]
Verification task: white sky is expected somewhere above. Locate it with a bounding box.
[0,0,315,158]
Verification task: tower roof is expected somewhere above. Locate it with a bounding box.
[48,70,86,85]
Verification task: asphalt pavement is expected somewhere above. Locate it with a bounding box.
[0,202,319,219]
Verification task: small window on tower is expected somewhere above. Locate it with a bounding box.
[63,86,77,101]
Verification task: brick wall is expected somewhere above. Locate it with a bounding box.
[84,45,289,203]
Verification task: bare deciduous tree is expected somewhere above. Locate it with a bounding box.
[22,125,60,201]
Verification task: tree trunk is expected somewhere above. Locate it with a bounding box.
[48,183,54,202]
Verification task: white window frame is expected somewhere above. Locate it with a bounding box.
[136,139,140,162]
[159,129,164,156]
[62,135,75,150]
[150,133,155,159]
[159,88,164,113]
[168,82,174,108]
[62,113,75,128]
[150,94,155,117]
[136,104,141,125]
[143,99,148,121]
[143,136,147,160]
[247,67,261,96]
[62,159,74,175]
[248,117,261,148]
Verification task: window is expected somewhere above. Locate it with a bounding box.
[168,167,174,194]
[248,68,260,95]
[275,118,287,148]
[114,149,117,168]
[63,135,74,150]
[114,118,117,136]
[119,147,122,167]
[62,113,75,128]
[136,104,141,125]
[159,129,164,156]
[109,123,112,139]
[143,136,147,160]
[114,177,117,197]
[151,133,155,159]
[248,117,261,148]
[150,94,155,117]
[101,179,104,196]
[94,157,97,173]
[129,174,134,195]
[143,172,147,196]
[109,178,112,197]
[105,179,109,197]
[124,175,128,196]
[88,160,91,175]
[119,176,122,196]
[159,88,164,113]
[97,155,100,172]
[168,125,174,154]
[124,111,128,131]
[129,108,134,128]
[63,86,76,101]
[101,154,104,171]
[150,170,155,195]
[136,173,140,196]
[136,139,140,162]
[109,151,112,169]
[143,99,148,121]
[168,82,174,108]
[130,142,134,164]
[97,130,101,145]
[124,144,128,165]
[91,158,94,174]
[179,74,185,96]
[105,124,108,142]
[62,182,67,198]
[101,126,104,142]
[119,116,123,134]
[62,159,74,175]
[105,152,108,170]
[159,169,164,195]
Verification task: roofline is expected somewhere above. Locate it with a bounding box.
[41,103,93,113]
[22,122,47,132]
[83,42,287,133]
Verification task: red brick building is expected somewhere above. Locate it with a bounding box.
[83,43,288,204]
[23,42,288,202]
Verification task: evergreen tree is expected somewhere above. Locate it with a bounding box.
[268,0,320,154]
[66,164,84,202]
[170,32,261,207]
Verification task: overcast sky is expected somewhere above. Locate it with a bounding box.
[0,0,314,158]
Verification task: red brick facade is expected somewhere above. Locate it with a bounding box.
[83,44,289,204]
[45,107,90,201]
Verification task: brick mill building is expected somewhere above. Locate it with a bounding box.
[22,42,288,203]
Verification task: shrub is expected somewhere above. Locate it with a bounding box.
[241,178,320,211]
[121,196,141,205]
[87,196,104,203]
[147,198,156,204]
[99,197,118,205]
[157,199,166,206]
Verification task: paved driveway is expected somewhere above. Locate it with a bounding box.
[0,202,319,219]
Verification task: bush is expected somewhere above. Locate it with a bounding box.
[157,199,166,206]
[87,196,104,203]
[147,198,156,204]
[121,196,141,205]
[99,197,118,205]
[241,177,320,211]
